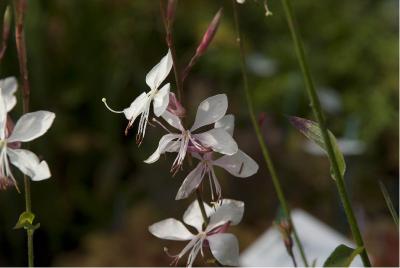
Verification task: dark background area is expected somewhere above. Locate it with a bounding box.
[0,0,398,266]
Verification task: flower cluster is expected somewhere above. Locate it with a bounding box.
[103,50,258,266]
[0,77,55,190]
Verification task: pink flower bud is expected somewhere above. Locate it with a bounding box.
[195,8,223,57]
[166,92,186,117]
[166,0,177,29]
[182,8,223,81]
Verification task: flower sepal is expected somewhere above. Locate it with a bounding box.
[13,211,40,231]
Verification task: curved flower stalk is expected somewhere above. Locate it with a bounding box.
[144,94,238,173]
[149,199,244,267]
[0,82,55,190]
[102,49,173,143]
[176,114,258,200]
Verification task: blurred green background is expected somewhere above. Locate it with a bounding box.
[0,0,398,266]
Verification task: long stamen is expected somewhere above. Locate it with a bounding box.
[102,98,124,114]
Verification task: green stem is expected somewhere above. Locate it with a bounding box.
[231,1,309,266]
[13,0,34,266]
[279,0,371,266]
[196,189,209,229]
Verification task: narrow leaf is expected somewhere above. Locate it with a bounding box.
[289,116,346,180]
[323,244,363,267]
[379,180,399,227]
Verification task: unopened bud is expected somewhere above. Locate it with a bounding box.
[166,0,177,30]
[0,6,12,61]
[195,8,223,57]
[182,8,223,81]
[166,92,186,117]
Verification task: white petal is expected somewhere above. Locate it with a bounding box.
[123,92,148,121]
[161,110,184,131]
[207,233,240,266]
[175,163,206,200]
[215,114,234,136]
[190,94,228,131]
[212,150,258,178]
[149,218,194,241]
[207,199,244,231]
[183,199,213,232]
[144,133,180,163]
[7,148,51,181]
[193,128,238,155]
[145,49,173,90]
[8,111,55,143]
[0,77,18,112]
[153,83,170,116]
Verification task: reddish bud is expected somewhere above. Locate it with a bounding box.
[0,6,12,61]
[166,0,177,30]
[166,92,186,117]
[182,8,223,81]
[196,8,223,57]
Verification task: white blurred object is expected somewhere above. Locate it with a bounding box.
[240,209,363,267]
[304,138,366,156]
[317,87,342,114]
[246,53,277,77]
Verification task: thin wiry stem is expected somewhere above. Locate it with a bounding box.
[231,1,309,266]
[279,0,371,266]
[13,0,34,266]
[160,0,183,102]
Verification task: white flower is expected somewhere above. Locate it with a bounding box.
[237,0,245,3]
[149,199,244,267]
[176,114,258,200]
[102,50,173,143]
[0,85,55,190]
[144,94,238,173]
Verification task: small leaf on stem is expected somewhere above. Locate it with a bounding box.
[289,116,346,180]
[323,244,363,267]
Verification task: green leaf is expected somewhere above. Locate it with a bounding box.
[289,116,346,180]
[323,244,363,267]
[14,211,40,231]
[379,180,399,227]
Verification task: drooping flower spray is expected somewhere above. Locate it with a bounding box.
[103,1,259,266]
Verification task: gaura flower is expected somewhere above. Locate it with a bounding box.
[144,94,238,173]
[0,86,55,190]
[149,199,244,267]
[102,49,173,143]
[175,115,259,200]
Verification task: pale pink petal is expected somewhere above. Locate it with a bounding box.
[214,114,234,136]
[190,94,228,131]
[212,150,258,178]
[207,233,240,266]
[183,199,212,232]
[144,133,180,163]
[148,218,194,241]
[193,128,238,155]
[8,111,55,143]
[153,83,170,116]
[145,49,173,90]
[7,148,51,181]
[0,90,7,139]
[175,163,206,200]
[207,199,244,231]
[161,110,184,131]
